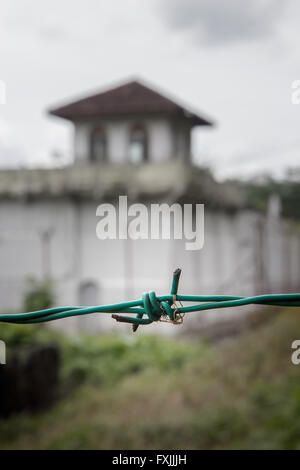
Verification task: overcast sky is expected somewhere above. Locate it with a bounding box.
[0,0,299,179]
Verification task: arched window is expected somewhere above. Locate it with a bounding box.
[128,125,147,163]
[78,281,100,332]
[78,281,98,306]
[90,127,107,163]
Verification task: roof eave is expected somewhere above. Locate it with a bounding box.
[48,109,215,126]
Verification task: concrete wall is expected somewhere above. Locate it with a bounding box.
[74,116,191,163]
[0,198,299,334]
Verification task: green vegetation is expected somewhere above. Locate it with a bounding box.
[0,307,300,449]
[23,278,54,312]
[230,168,300,220]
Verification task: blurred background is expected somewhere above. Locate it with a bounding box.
[0,0,300,450]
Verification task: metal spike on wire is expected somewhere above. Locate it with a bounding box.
[1,268,300,330]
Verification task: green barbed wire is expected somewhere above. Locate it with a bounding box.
[0,269,300,331]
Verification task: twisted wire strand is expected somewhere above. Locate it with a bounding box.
[0,269,300,328]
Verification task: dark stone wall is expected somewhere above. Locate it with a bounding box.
[0,344,60,418]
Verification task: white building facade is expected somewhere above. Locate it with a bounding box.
[0,80,299,333]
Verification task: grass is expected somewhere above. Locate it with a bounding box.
[0,307,300,449]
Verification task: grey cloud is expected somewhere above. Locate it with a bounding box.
[158,0,286,44]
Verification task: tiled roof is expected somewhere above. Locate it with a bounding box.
[48,80,213,126]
